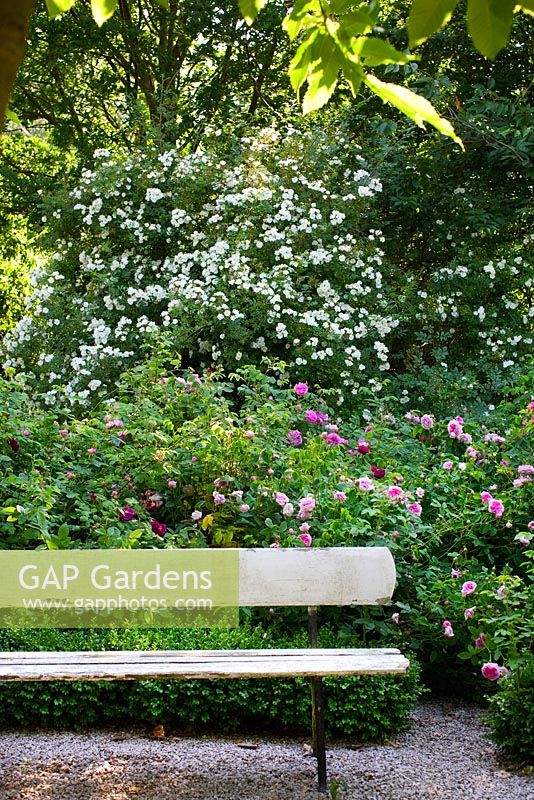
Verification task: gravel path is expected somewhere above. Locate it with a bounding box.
[0,699,531,800]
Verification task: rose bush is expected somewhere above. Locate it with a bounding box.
[1,356,532,700]
[2,125,532,413]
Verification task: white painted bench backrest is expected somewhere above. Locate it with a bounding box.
[239,547,395,606]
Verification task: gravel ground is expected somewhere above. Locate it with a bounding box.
[0,699,532,800]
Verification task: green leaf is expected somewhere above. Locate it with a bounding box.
[340,56,364,96]
[155,0,170,7]
[364,73,463,147]
[45,0,76,17]
[336,9,377,42]
[288,30,320,93]
[5,108,22,125]
[407,0,460,47]
[467,0,516,59]
[283,0,320,41]
[239,0,269,26]
[91,0,118,26]
[354,37,413,66]
[302,33,341,114]
[515,1,534,16]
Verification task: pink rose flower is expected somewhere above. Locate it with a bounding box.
[297,496,315,520]
[244,430,255,439]
[239,503,250,513]
[191,510,202,521]
[282,502,294,516]
[488,498,504,517]
[167,479,177,489]
[481,662,502,681]
[274,492,290,507]
[447,420,463,438]
[286,430,303,447]
[420,414,434,430]
[480,491,493,504]
[386,485,403,500]
[415,487,425,498]
[391,613,400,624]
[334,491,347,501]
[466,447,477,458]
[443,620,454,638]
[461,581,477,596]
[58,429,69,436]
[293,383,309,397]
[324,432,348,446]
[213,491,226,506]
[358,477,373,491]
[298,533,312,547]
[87,447,97,455]
[443,461,453,471]
[518,464,534,474]
[407,502,422,516]
[475,633,486,649]
[451,568,462,579]
[464,607,476,619]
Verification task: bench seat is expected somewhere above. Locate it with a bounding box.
[0,648,409,681]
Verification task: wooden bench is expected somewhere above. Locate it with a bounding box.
[0,547,409,793]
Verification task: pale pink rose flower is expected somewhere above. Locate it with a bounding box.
[274,492,290,507]
[461,581,477,596]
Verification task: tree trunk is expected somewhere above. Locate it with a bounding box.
[0,0,35,128]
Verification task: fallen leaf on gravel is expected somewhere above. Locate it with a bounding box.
[235,741,259,750]
[151,725,165,738]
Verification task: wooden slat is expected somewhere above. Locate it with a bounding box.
[239,547,396,606]
[0,649,410,681]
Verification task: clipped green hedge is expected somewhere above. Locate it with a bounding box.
[0,624,423,740]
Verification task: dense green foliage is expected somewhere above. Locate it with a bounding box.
[486,662,534,763]
[0,624,423,738]
[1,358,532,700]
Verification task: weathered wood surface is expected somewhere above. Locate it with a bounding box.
[239,547,396,606]
[0,648,410,681]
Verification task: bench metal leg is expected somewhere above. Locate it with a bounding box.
[310,676,327,793]
[308,606,328,793]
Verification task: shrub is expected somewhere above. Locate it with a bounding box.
[0,357,532,692]
[486,662,534,763]
[0,624,423,740]
[3,125,531,412]
[3,127,396,406]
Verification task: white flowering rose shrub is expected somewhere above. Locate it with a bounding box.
[3,127,397,406]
